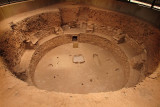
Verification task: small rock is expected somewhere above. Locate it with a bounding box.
[113,35,125,44]
[115,68,119,71]
[10,22,17,30]
[73,55,85,63]
[133,62,144,71]
[90,79,93,82]
[93,54,98,58]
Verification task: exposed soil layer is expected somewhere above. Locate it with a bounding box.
[0,2,160,106]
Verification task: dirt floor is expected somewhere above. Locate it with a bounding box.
[0,2,160,107]
[34,43,125,93]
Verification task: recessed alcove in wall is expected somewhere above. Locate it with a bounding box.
[72,36,78,41]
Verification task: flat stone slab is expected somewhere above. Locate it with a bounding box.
[73,54,85,63]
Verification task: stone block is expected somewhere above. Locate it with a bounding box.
[73,54,85,63]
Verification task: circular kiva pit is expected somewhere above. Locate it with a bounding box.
[35,43,126,93]
[0,6,159,94]
[31,34,130,93]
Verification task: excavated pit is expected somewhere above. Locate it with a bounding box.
[0,5,160,94]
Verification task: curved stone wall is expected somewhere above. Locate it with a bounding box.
[28,34,130,88]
